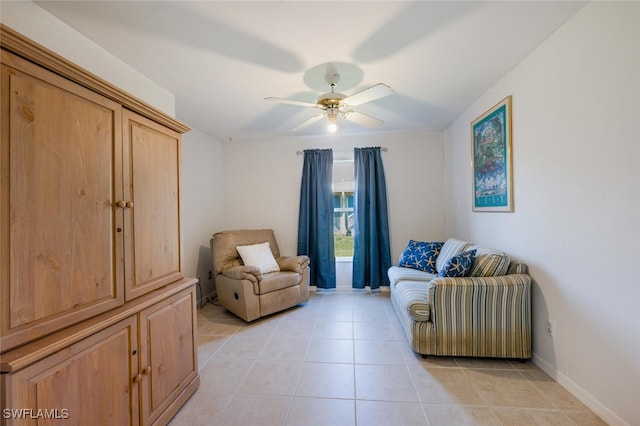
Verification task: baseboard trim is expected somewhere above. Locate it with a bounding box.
[310,286,390,293]
[532,352,628,426]
[197,290,217,308]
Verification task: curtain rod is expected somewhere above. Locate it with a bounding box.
[296,147,388,155]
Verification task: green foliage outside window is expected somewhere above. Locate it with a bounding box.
[334,234,354,257]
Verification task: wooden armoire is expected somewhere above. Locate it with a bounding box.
[0,25,199,425]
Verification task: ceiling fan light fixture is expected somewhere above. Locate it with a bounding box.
[327,108,338,132]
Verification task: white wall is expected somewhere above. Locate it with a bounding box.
[444,3,640,425]
[222,130,445,286]
[181,128,226,300]
[0,0,175,116]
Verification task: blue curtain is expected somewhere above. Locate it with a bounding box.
[297,149,336,289]
[352,147,391,289]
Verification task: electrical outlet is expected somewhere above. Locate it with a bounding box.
[547,319,556,337]
[208,270,213,280]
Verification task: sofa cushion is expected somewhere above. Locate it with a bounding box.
[507,262,528,275]
[398,240,443,274]
[435,238,470,273]
[236,242,280,274]
[388,266,437,285]
[468,245,510,277]
[438,250,476,277]
[393,281,433,322]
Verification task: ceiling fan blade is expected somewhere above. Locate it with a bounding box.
[341,83,393,106]
[343,110,384,128]
[264,97,320,108]
[291,113,325,131]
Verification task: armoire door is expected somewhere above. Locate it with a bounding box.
[0,50,124,351]
[2,316,139,426]
[122,110,183,301]
[138,287,198,425]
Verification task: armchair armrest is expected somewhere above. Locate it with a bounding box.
[221,265,262,283]
[277,255,310,273]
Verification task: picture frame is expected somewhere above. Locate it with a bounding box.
[471,95,513,212]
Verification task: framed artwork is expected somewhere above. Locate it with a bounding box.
[471,95,513,212]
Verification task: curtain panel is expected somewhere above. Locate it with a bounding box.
[297,149,336,289]
[352,147,392,289]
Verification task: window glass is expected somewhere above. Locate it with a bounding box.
[333,161,354,257]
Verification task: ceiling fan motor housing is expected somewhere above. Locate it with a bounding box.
[317,91,346,109]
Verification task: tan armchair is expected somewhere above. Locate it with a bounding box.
[210,229,310,321]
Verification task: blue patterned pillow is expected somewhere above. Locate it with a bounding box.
[398,240,443,274]
[438,250,476,277]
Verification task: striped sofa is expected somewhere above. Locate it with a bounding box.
[388,238,531,359]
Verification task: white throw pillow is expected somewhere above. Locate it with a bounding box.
[236,242,280,274]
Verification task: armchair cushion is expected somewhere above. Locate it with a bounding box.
[258,271,302,294]
[236,242,280,274]
[211,229,281,276]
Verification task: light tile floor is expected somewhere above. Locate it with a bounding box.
[169,291,606,426]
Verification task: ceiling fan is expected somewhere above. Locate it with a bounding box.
[265,73,393,132]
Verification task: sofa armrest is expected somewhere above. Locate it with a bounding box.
[277,255,310,273]
[394,281,433,322]
[388,266,437,285]
[431,273,531,287]
[221,265,262,283]
[428,274,532,358]
[429,274,531,313]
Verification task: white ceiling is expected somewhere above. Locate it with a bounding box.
[35,1,586,142]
